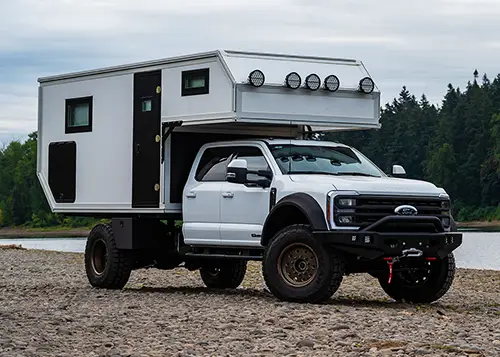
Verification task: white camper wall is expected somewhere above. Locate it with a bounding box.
[38,74,135,212]
[161,59,234,123]
[237,87,380,128]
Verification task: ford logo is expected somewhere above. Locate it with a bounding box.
[394,205,418,216]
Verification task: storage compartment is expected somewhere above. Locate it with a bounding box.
[48,141,77,203]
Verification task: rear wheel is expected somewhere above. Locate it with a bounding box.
[84,223,133,289]
[199,260,247,289]
[378,253,456,303]
[262,224,344,303]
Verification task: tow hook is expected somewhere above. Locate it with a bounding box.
[383,257,398,284]
[382,249,434,284]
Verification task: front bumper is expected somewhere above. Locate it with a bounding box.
[313,215,463,260]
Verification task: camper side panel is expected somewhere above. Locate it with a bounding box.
[161,59,234,123]
[38,74,134,212]
[236,86,380,129]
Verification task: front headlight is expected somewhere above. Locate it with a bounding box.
[338,198,356,207]
[439,194,451,229]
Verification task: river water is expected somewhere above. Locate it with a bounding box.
[1,231,499,270]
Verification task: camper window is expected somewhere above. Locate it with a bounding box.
[181,68,209,96]
[65,96,92,134]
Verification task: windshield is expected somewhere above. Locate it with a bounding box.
[268,144,385,177]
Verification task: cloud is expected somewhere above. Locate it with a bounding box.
[1,0,500,140]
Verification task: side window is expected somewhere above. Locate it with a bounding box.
[195,147,233,182]
[181,68,209,96]
[232,146,271,182]
[65,96,92,134]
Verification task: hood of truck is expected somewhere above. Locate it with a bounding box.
[288,174,444,196]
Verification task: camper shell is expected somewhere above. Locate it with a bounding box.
[37,49,380,216]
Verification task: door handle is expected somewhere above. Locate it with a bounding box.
[222,192,234,198]
[185,192,196,198]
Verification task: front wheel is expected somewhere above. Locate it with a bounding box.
[199,260,247,289]
[378,253,456,303]
[262,224,344,303]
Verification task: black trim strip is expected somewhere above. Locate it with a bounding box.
[269,187,277,211]
[161,121,183,163]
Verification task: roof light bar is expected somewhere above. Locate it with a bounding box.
[324,75,340,92]
[358,77,374,94]
[248,69,265,87]
[305,73,321,91]
[285,72,301,89]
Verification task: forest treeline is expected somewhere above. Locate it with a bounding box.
[1,71,499,227]
[325,71,500,222]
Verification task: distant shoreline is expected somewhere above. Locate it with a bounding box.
[1,219,499,238]
[0,227,89,238]
[456,220,500,229]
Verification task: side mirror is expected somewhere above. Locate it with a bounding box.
[226,159,248,184]
[255,169,273,180]
[392,164,407,178]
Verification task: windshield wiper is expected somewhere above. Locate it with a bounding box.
[336,172,380,177]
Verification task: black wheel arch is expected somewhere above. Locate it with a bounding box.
[260,192,328,246]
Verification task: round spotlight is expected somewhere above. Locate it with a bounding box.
[285,72,301,89]
[248,69,265,87]
[324,75,340,92]
[359,77,375,94]
[305,73,321,91]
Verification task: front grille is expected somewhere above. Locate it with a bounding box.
[333,195,450,229]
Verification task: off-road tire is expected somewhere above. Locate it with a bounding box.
[200,260,247,289]
[84,223,133,289]
[262,224,344,303]
[378,253,456,303]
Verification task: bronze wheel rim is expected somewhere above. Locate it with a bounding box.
[91,239,107,276]
[277,243,319,287]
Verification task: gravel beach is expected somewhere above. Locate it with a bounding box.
[0,248,499,357]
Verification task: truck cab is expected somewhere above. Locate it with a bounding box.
[36,49,462,304]
[178,138,460,303]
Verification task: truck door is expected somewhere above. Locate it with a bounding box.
[219,145,272,246]
[132,70,162,208]
[182,146,234,245]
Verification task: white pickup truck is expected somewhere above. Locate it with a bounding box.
[36,49,462,303]
[88,137,461,304]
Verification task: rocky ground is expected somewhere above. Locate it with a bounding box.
[0,248,499,357]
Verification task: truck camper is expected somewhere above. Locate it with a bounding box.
[37,49,462,303]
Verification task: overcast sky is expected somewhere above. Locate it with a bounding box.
[1,0,500,146]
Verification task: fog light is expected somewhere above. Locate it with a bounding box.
[441,217,450,228]
[338,216,353,224]
[324,74,340,92]
[358,77,374,94]
[285,72,301,89]
[364,235,372,244]
[305,73,321,91]
[338,198,356,207]
[248,69,265,87]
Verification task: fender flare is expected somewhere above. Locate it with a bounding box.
[260,192,328,246]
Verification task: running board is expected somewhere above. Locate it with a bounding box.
[184,253,262,260]
[182,246,264,261]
